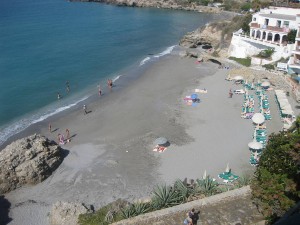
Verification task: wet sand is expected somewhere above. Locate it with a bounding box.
[4,52,285,225]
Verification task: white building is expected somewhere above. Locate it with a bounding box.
[229,7,300,63]
[288,17,300,73]
[249,7,300,45]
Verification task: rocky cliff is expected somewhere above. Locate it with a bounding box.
[179,21,231,49]
[71,0,222,13]
[0,134,64,194]
[49,201,93,225]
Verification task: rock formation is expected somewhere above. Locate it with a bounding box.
[0,134,63,194]
[179,23,224,49]
[71,0,222,13]
[49,201,93,225]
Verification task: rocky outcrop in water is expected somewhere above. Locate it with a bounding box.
[0,134,63,194]
[71,0,221,13]
[49,201,93,225]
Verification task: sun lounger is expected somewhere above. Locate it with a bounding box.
[195,89,208,94]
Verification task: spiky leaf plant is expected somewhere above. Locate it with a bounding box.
[235,174,251,188]
[173,179,195,201]
[132,202,151,215]
[151,185,183,210]
[121,204,136,219]
[196,176,219,196]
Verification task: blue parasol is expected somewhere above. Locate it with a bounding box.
[191,93,198,100]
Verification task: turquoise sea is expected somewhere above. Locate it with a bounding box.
[0,0,218,146]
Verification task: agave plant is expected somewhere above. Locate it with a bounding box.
[235,174,251,188]
[173,179,195,202]
[121,204,136,219]
[132,202,151,215]
[195,176,219,196]
[151,185,183,210]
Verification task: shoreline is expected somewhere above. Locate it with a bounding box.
[0,46,178,150]
[3,49,289,225]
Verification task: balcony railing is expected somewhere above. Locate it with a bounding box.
[250,23,289,33]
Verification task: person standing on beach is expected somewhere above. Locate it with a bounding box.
[66,81,70,93]
[49,123,52,133]
[66,128,70,142]
[98,85,102,96]
[229,89,233,98]
[107,79,113,91]
[83,105,87,115]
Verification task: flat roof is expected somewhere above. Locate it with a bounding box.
[259,13,296,21]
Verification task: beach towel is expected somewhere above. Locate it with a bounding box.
[153,146,167,153]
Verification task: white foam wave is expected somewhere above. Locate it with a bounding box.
[112,75,122,83]
[154,45,176,58]
[139,57,150,66]
[0,96,89,146]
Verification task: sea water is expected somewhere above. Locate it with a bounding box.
[0,0,218,146]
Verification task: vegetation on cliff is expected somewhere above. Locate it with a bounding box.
[78,176,250,224]
[251,122,300,223]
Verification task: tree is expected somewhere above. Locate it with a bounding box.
[287,29,297,44]
[251,131,300,223]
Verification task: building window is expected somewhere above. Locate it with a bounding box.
[283,21,289,28]
[277,20,282,27]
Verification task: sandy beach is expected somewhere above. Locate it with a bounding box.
[3,49,297,225]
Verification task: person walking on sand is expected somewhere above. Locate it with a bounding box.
[83,105,87,115]
[49,123,52,133]
[66,128,70,142]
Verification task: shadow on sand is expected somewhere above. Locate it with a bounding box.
[0,195,12,225]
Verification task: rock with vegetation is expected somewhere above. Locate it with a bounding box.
[0,134,63,194]
[251,128,300,223]
[71,0,222,13]
[180,14,252,52]
[49,201,93,225]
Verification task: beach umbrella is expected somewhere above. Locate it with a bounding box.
[191,93,198,100]
[234,75,244,81]
[154,137,168,146]
[225,163,230,173]
[203,170,207,179]
[248,141,263,150]
[252,113,265,124]
[261,81,270,87]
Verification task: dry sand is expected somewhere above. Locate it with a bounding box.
[4,51,292,225]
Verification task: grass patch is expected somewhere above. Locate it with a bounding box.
[262,64,275,71]
[229,57,251,67]
[78,200,126,225]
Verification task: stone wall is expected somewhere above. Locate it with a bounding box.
[112,186,264,225]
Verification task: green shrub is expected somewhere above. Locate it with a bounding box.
[78,200,126,225]
[256,48,275,59]
[251,131,300,223]
[262,64,275,71]
[229,57,251,67]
